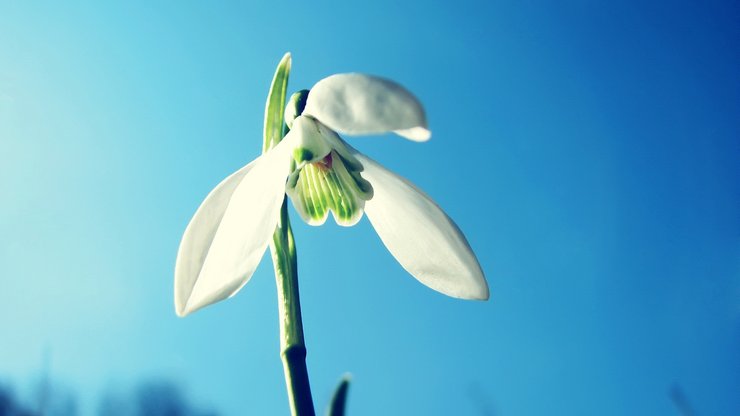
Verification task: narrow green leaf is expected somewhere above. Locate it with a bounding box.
[263,52,292,153]
[326,375,351,416]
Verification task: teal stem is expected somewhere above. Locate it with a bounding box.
[270,197,315,416]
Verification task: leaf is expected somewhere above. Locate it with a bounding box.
[263,52,292,153]
[326,374,351,416]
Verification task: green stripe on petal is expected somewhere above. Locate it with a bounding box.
[286,151,373,227]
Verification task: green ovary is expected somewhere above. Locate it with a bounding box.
[286,151,373,227]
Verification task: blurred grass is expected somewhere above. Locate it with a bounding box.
[0,376,219,416]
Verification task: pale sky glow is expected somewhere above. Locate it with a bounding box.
[1,1,738,415]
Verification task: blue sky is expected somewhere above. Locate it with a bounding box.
[1,1,738,415]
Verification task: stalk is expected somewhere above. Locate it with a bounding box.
[263,52,315,416]
[269,202,315,416]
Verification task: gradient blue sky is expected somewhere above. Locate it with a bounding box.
[1,1,738,415]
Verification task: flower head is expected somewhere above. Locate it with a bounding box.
[175,64,488,316]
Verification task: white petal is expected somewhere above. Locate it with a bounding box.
[174,162,254,316]
[174,137,295,316]
[356,153,488,300]
[303,73,431,142]
[290,115,332,163]
[392,126,432,142]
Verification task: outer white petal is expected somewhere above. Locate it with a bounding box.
[303,73,431,142]
[355,153,488,300]
[174,162,253,316]
[174,137,295,316]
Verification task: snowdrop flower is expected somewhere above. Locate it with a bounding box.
[175,73,488,316]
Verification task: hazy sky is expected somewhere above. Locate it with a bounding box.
[1,1,738,415]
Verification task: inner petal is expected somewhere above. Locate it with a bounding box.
[286,151,373,227]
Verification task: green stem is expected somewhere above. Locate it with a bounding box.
[263,52,314,415]
[270,197,315,416]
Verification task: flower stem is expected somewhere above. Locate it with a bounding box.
[270,197,315,416]
[263,52,314,415]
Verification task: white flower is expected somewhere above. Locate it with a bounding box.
[175,73,488,316]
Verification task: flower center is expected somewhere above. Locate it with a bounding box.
[286,149,373,227]
[282,98,373,227]
[285,137,373,227]
[315,152,333,170]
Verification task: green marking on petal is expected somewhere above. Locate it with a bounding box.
[286,151,373,227]
[290,116,332,163]
[293,148,314,163]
